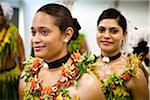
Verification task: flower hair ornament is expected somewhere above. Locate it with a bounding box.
[0,2,13,21]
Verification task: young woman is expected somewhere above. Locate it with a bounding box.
[0,2,25,100]
[19,3,104,100]
[95,8,149,100]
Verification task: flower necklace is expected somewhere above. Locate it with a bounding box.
[21,51,95,100]
[98,54,141,100]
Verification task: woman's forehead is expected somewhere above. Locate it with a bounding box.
[32,12,56,27]
[98,19,120,28]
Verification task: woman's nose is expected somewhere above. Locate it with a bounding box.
[32,33,42,43]
[103,30,111,39]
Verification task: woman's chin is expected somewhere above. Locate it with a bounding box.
[100,47,113,52]
[34,53,44,58]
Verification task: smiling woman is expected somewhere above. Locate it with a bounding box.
[19,3,104,100]
[93,8,149,100]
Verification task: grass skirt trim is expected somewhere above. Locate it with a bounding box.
[0,65,21,100]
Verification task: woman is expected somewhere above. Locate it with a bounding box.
[95,8,149,100]
[19,3,104,100]
[0,2,25,100]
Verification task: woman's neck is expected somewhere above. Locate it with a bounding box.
[44,51,70,69]
[101,50,121,57]
[44,48,68,62]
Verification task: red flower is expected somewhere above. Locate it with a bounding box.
[122,73,131,81]
[61,67,66,76]
[32,59,40,68]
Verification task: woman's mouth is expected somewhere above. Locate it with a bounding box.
[34,46,45,52]
[100,41,113,45]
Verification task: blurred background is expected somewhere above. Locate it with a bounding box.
[0,0,149,58]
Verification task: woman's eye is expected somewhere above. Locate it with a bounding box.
[40,30,49,36]
[31,30,36,36]
[98,27,105,33]
[110,29,118,34]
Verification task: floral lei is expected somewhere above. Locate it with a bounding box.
[97,54,141,100]
[21,51,96,100]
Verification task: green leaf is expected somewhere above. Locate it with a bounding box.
[73,80,78,86]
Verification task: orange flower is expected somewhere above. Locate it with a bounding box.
[29,78,36,87]
[32,59,40,68]
[61,67,66,76]
[71,52,81,62]
[122,73,130,81]
[42,86,52,94]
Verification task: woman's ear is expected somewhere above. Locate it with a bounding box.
[123,31,127,39]
[63,27,74,43]
[124,31,127,36]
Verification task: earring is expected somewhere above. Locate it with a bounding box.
[64,39,68,43]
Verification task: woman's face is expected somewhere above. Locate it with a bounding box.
[96,19,126,56]
[31,12,67,61]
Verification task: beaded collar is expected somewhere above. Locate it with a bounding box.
[44,53,70,69]
[101,52,121,63]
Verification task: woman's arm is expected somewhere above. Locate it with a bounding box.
[14,31,25,69]
[127,68,149,100]
[18,71,26,100]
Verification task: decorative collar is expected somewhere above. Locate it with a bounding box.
[101,52,121,63]
[44,53,70,69]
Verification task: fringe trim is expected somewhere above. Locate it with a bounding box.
[0,64,21,82]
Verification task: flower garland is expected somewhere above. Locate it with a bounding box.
[21,51,96,100]
[98,54,141,100]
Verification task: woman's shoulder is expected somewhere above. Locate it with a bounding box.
[68,52,105,99]
[68,72,105,100]
[78,72,99,85]
[126,65,149,100]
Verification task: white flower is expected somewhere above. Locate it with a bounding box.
[102,57,110,63]
[43,62,49,69]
